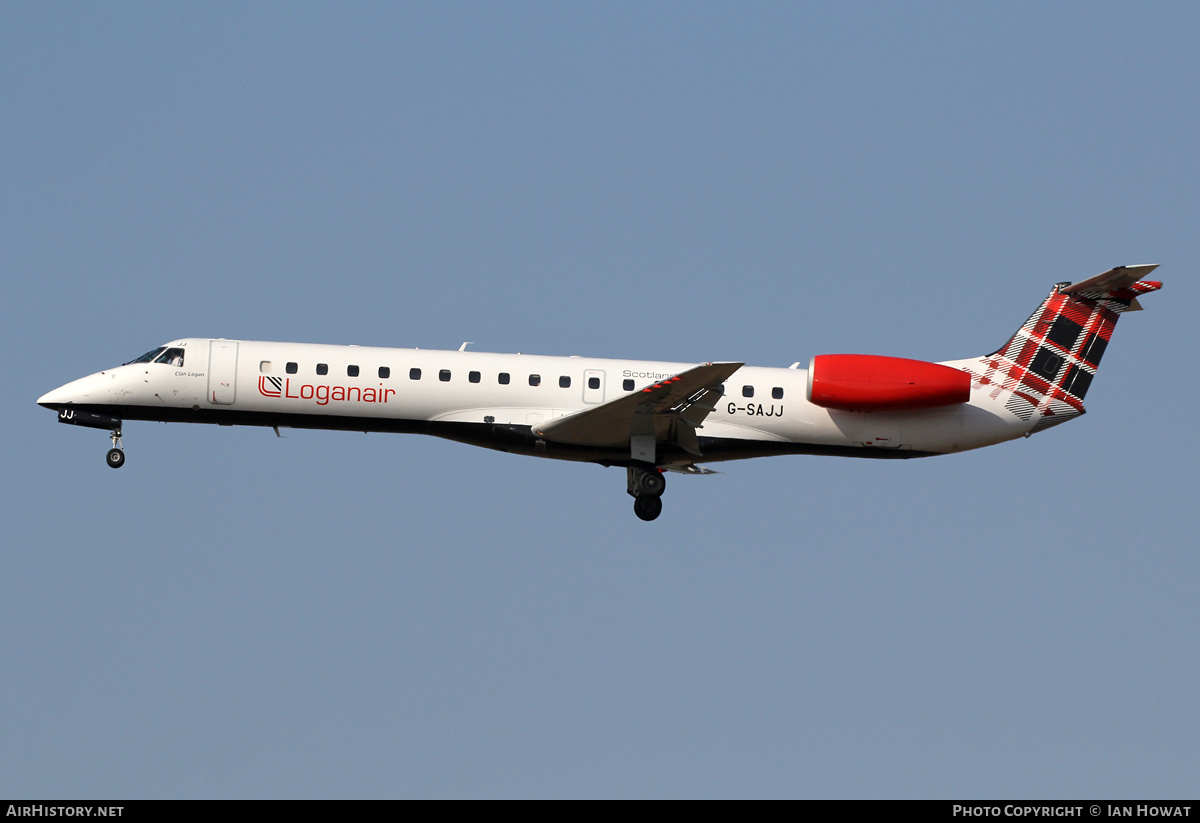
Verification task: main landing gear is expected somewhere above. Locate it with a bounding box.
[106,427,125,469]
[628,465,666,522]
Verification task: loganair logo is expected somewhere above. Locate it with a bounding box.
[258,376,396,406]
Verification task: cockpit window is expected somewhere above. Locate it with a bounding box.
[126,347,167,365]
[153,348,185,367]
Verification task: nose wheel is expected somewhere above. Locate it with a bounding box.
[106,428,125,469]
[627,466,665,521]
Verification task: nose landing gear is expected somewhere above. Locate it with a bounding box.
[628,465,665,521]
[106,427,125,469]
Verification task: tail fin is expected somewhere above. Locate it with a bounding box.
[971,265,1162,433]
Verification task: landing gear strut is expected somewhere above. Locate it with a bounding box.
[106,428,125,469]
[628,465,666,521]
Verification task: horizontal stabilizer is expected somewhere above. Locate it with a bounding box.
[1062,264,1159,296]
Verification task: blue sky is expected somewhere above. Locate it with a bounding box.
[2,3,1197,798]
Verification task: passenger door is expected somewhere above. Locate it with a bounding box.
[207,341,239,405]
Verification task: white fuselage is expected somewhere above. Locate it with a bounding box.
[36,268,1160,521]
[38,338,1029,465]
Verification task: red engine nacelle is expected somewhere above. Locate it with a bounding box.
[806,354,972,412]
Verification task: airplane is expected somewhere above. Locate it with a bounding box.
[37,265,1161,521]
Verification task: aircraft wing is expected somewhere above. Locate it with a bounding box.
[531,361,744,456]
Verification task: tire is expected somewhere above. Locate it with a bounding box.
[106,448,125,469]
[634,495,662,522]
[636,470,666,498]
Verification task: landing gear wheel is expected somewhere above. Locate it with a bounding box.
[635,470,666,498]
[634,495,662,522]
[106,448,125,469]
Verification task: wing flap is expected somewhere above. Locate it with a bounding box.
[662,463,721,475]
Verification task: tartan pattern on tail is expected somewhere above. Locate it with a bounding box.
[965,279,1161,431]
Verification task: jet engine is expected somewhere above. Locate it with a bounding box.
[806,354,971,412]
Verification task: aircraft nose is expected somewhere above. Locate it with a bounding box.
[37,373,112,409]
[37,386,74,408]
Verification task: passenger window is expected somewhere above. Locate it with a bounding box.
[348,365,360,377]
[623,379,635,391]
[316,363,328,376]
[589,377,601,390]
[286,362,298,374]
[772,387,784,399]
[439,369,451,382]
[559,376,571,388]
[498,372,510,385]
[410,368,421,380]
[742,385,754,398]
[529,374,541,387]
[260,361,272,374]
[379,366,390,379]
[469,371,481,383]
